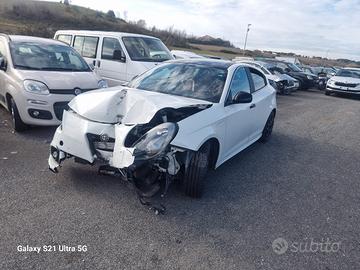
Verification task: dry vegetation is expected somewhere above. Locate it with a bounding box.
[0,0,358,67]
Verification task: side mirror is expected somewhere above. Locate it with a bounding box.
[0,57,7,71]
[232,91,253,104]
[113,50,126,62]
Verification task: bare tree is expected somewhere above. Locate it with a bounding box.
[107,10,116,19]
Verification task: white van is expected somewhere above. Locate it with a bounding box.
[54,30,174,86]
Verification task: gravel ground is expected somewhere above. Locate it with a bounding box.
[0,90,359,270]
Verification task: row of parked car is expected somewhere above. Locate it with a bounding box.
[0,30,359,133]
[1,30,358,210]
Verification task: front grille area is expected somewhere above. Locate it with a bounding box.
[49,88,96,95]
[335,82,358,88]
[87,133,116,153]
[53,102,69,121]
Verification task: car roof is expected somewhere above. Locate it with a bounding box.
[168,58,234,69]
[8,35,66,45]
[55,30,159,40]
[343,67,360,71]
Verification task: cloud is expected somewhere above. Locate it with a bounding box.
[40,0,360,60]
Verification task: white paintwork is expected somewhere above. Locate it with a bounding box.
[0,35,103,126]
[49,60,276,171]
[172,50,205,59]
[54,30,174,86]
[327,75,360,93]
[68,87,211,124]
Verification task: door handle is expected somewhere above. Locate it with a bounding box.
[97,60,101,68]
[92,60,96,66]
[250,103,256,109]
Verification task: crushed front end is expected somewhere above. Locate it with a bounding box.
[48,88,211,213]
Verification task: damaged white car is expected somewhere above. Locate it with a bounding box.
[49,59,276,210]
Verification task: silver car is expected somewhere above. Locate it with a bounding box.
[0,34,107,131]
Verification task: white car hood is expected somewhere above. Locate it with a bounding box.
[331,76,360,84]
[18,70,100,90]
[68,87,212,124]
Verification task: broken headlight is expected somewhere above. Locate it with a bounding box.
[133,122,178,160]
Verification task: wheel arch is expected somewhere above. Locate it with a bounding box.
[5,93,13,111]
[200,137,220,170]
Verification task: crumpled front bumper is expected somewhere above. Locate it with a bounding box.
[48,110,136,172]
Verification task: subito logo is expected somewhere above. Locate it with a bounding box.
[272,237,288,255]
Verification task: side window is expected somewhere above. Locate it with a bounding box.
[73,36,98,58]
[0,40,6,57]
[101,37,123,60]
[226,67,251,104]
[56,34,72,45]
[249,68,267,92]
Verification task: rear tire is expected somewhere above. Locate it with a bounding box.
[10,98,28,132]
[260,111,275,143]
[183,142,211,198]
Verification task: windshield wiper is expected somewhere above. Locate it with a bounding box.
[14,65,41,70]
[40,67,87,72]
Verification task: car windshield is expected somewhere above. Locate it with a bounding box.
[287,63,302,72]
[10,41,90,72]
[128,63,228,102]
[264,63,284,75]
[336,69,360,78]
[122,37,172,62]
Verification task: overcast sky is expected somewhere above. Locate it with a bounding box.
[40,0,360,60]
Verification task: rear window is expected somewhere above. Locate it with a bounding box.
[73,36,99,58]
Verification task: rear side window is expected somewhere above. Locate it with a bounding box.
[56,34,72,45]
[249,68,266,92]
[73,36,99,58]
[101,37,123,60]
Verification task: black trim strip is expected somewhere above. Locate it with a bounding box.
[49,88,96,95]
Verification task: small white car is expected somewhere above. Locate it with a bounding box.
[0,34,107,131]
[49,59,276,202]
[326,68,360,96]
[54,30,174,87]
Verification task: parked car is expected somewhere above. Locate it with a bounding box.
[261,59,318,90]
[49,59,277,207]
[0,34,107,132]
[302,66,329,90]
[55,30,174,87]
[172,50,205,59]
[237,60,299,94]
[325,68,360,96]
[275,56,302,67]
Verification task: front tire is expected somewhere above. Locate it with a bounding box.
[325,90,331,96]
[10,98,28,132]
[260,111,275,143]
[183,142,211,198]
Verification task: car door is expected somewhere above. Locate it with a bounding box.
[223,67,254,160]
[97,37,127,87]
[247,67,273,142]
